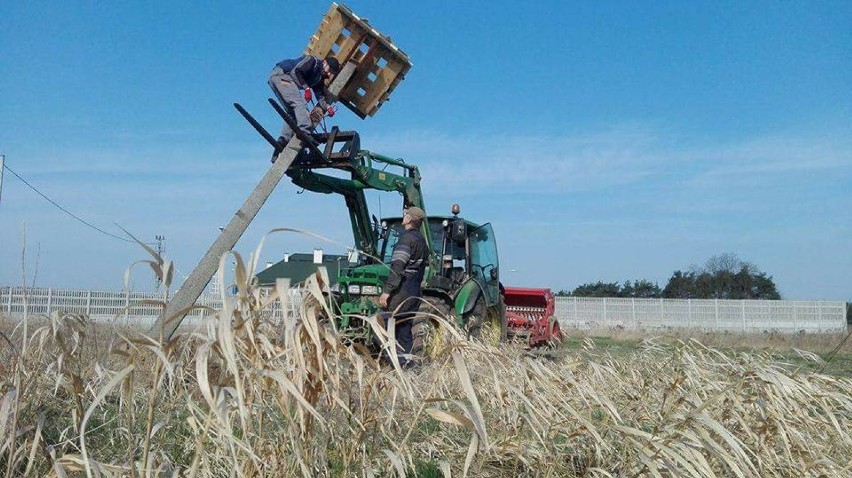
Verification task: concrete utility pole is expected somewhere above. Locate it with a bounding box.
[155,234,166,255]
[155,235,166,290]
[150,65,356,340]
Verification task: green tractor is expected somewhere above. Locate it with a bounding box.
[283,129,506,354]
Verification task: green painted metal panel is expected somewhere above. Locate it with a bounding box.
[454,279,483,318]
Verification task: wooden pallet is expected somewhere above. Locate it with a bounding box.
[305,3,412,118]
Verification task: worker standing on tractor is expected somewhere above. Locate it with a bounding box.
[379,206,429,367]
[268,55,341,160]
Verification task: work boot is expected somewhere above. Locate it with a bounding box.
[270,136,287,163]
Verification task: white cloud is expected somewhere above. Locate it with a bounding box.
[366,125,671,194]
[361,125,852,197]
[686,133,852,179]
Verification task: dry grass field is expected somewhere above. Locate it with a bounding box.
[1,274,850,477]
[556,327,852,378]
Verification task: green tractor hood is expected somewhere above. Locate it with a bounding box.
[336,263,391,320]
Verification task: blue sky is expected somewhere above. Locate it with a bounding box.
[1,1,850,299]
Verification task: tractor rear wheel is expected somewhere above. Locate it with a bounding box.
[411,297,452,360]
[464,298,502,347]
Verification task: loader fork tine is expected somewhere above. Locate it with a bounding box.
[233,103,279,149]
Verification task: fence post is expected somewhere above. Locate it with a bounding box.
[632,298,637,330]
[817,302,822,332]
[793,302,798,332]
[6,286,12,313]
[687,299,692,329]
[47,288,53,315]
[86,290,92,316]
[768,301,773,331]
[714,299,719,331]
[125,292,130,322]
[741,300,746,333]
[603,298,607,325]
[660,298,664,328]
[573,297,577,327]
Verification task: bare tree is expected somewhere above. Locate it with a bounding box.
[704,252,742,275]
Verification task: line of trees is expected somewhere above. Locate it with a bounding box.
[556,279,662,298]
[558,254,781,300]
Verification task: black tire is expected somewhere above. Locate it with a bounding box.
[411,297,452,359]
[463,297,486,337]
[465,297,502,346]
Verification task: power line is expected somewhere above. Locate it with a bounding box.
[819,327,852,374]
[1,160,136,243]
[0,155,5,206]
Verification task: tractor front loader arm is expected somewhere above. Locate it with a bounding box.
[288,169,378,258]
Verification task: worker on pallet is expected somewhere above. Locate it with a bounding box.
[268,55,341,160]
[379,206,429,367]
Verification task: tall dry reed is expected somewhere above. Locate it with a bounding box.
[1,251,850,477]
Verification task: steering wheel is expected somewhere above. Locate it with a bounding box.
[473,263,495,279]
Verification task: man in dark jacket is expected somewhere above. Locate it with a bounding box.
[379,206,429,366]
[268,55,340,158]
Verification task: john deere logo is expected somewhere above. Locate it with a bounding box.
[378,173,386,180]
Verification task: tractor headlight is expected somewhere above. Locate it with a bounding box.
[347,284,361,294]
[360,285,379,295]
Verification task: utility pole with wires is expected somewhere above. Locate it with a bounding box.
[155,234,166,257]
[154,234,166,290]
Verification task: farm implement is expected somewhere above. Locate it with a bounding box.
[504,287,564,347]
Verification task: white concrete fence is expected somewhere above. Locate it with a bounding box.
[0,286,301,328]
[1,286,847,333]
[554,297,847,333]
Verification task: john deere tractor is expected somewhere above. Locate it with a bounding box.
[280,128,506,353]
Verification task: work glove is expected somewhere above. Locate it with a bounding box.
[304,88,313,101]
[317,99,336,117]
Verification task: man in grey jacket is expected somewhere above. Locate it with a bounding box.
[268,55,340,159]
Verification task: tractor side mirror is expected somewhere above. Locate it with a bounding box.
[451,218,466,244]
